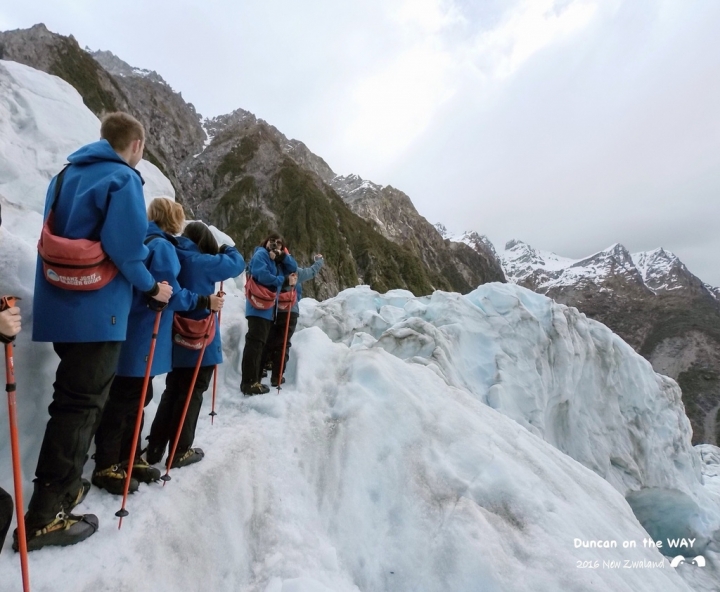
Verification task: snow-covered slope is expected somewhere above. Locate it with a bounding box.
[0,59,174,218]
[1,58,720,592]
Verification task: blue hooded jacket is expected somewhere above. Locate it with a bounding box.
[173,237,245,368]
[115,222,200,377]
[287,257,324,314]
[32,140,157,342]
[245,246,298,321]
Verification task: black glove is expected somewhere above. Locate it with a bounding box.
[274,251,286,263]
[147,297,168,312]
[219,244,229,254]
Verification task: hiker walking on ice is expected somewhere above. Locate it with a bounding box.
[241,233,297,395]
[19,112,172,551]
[146,221,243,467]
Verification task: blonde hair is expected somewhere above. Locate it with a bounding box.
[147,197,185,234]
[100,112,145,151]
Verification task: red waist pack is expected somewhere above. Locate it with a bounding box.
[245,276,296,311]
[173,314,216,350]
[37,166,119,291]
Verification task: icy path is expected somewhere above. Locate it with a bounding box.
[0,321,698,592]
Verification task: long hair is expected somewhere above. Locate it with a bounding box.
[259,231,284,249]
[183,221,219,255]
[147,197,185,234]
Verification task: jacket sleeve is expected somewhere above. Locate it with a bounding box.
[280,253,298,274]
[100,172,155,292]
[149,241,199,312]
[250,249,285,289]
[197,247,245,283]
[297,258,324,284]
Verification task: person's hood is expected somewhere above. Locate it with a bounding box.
[147,220,178,246]
[175,235,200,262]
[67,140,144,183]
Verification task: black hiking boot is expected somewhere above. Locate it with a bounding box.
[67,479,91,511]
[92,465,139,496]
[123,458,161,484]
[145,440,167,465]
[169,448,204,469]
[14,512,99,552]
[270,376,286,387]
[241,382,270,396]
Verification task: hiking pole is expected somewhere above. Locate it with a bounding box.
[276,287,296,393]
[162,314,215,484]
[209,282,225,424]
[2,296,30,592]
[116,297,166,528]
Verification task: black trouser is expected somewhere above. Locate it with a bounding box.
[25,341,121,530]
[148,366,214,454]
[262,312,299,379]
[241,316,273,386]
[0,487,12,552]
[94,375,154,470]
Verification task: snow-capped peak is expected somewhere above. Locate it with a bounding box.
[331,174,383,202]
[500,239,712,295]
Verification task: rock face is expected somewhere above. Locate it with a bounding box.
[89,49,206,194]
[331,176,506,292]
[1,24,504,299]
[182,109,460,298]
[498,240,720,445]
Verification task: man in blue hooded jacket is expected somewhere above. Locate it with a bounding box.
[18,112,173,552]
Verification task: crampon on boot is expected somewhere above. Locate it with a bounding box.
[14,512,98,552]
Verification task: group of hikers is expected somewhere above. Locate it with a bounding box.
[0,111,324,558]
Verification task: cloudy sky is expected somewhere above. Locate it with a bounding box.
[2,0,719,283]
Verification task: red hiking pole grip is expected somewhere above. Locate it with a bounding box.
[116,309,163,528]
[210,282,224,424]
[163,314,215,484]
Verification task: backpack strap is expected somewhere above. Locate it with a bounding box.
[144,234,164,245]
[47,164,71,213]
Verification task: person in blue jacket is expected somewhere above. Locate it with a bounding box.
[262,253,324,387]
[146,222,244,467]
[241,233,297,395]
[21,113,173,552]
[92,199,223,493]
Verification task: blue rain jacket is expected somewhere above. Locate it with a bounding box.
[33,140,156,342]
[173,237,245,368]
[245,246,298,321]
[288,257,324,314]
[116,222,199,377]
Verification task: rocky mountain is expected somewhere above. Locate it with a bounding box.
[0,24,205,197]
[498,240,720,445]
[330,176,506,292]
[89,48,206,192]
[181,109,453,298]
[0,24,504,299]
